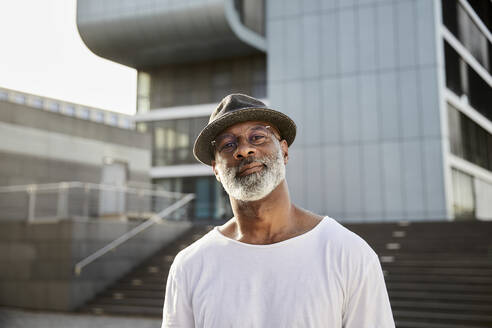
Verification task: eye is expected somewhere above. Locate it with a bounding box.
[220,142,236,153]
[249,133,266,145]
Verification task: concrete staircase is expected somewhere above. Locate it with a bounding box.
[349,220,492,328]
[78,224,215,317]
[79,220,492,327]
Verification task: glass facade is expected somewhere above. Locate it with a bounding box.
[444,41,492,121]
[448,103,492,172]
[451,168,476,219]
[155,176,232,221]
[442,0,491,73]
[140,117,209,166]
[137,54,266,111]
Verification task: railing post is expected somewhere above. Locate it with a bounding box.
[138,189,144,219]
[27,185,37,223]
[56,182,69,220]
[83,184,90,219]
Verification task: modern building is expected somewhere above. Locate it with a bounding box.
[77,0,492,222]
[0,86,151,187]
[0,87,196,312]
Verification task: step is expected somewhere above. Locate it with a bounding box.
[112,282,164,290]
[380,258,492,268]
[384,267,492,276]
[82,304,162,317]
[390,300,492,313]
[394,309,492,324]
[386,282,492,293]
[91,296,163,307]
[78,221,492,321]
[99,289,164,299]
[120,276,167,285]
[388,291,492,303]
[384,274,492,285]
[395,319,490,328]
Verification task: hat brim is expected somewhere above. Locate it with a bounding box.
[193,107,297,166]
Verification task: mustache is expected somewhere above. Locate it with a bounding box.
[234,157,268,173]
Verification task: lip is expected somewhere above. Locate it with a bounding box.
[238,163,264,176]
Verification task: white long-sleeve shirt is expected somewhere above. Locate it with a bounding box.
[162,216,395,327]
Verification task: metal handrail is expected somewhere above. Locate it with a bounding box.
[0,181,186,198]
[74,193,195,276]
[0,180,190,223]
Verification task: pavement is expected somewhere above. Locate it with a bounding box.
[0,307,161,328]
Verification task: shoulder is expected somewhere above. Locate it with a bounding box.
[170,227,223,273]
[320,216,379,265]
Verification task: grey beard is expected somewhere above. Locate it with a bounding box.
[216,145,286,202]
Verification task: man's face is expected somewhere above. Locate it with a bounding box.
[211,121,289,202]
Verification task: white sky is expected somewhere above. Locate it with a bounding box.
[0,0,137,115]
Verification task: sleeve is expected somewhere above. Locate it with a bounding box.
[342,255,395,328]
[162,261,194,328]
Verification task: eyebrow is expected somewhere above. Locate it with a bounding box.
[216,125,268,139]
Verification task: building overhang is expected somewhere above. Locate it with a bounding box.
[76,0,266,69]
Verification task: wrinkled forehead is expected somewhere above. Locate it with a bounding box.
[216,120,280,138]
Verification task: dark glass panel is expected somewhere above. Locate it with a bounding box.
[444,40,492,121]
[467,66,492,121]
[154,176,232,221]
[444,42,463,96]
[448,103,492,173]
[467,0,491,31]
[442,0,458,36]
[151,117,214,166]
[447,103,462,157]
[442,0,491,74]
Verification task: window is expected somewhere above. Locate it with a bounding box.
[0,90,7,100]
[94,111,104,122]
[79,107,90,119]
[442,0,491,73]
[475,177,492,219]
[154,176,232,220]
[14,94,26,104]
[48,101,60,112]
[109,114,118,126]
[444,40,492,121]
[137,122,148,133]
[442,0,458,36]
[137,72,151,113]
[444,42,463,96]
[31,98,43,108]
[65,105,75,116]
[121,118,132,129]
[448,103,492,172]
[152,117,208,166]
[451,168,475,219]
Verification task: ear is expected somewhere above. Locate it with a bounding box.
[211,160,221,182]
[280,140,289,164]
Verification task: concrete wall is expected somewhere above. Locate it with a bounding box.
[0,219,191,311]
[0,100,151,186]
[267,0,448,221]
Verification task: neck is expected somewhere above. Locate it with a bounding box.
[229,180,297,244]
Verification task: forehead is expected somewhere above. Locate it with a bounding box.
[217,121,270,136]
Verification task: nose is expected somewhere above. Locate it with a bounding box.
[233,138,256,160]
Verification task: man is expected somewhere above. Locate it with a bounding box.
[162,94,395,327]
